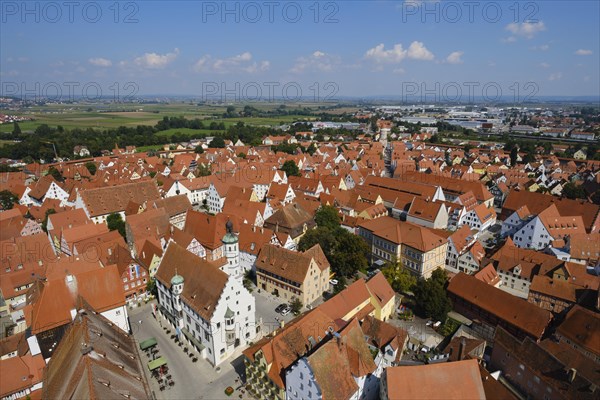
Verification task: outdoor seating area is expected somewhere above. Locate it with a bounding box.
[163,325,199,363]
[140,337,176,391]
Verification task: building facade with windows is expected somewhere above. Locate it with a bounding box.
[155,234,256,367]
[358,217,448,279]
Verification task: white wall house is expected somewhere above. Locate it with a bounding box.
[285,320,379,400]
[496,265,532,299]
[501,208,532,238]
[165,179,192,200]
[156,243,256,367]
[512,216,553,250]
[457,203,496,233]
[206,183,226,214]
[445,233,479,274]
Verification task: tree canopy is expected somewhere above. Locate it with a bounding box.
[85,162,97,175]
[208,136,226,148]
[298,216,369,278]
[562,182,587,199]
[381,261,417,294]
[107,212,126,238]
[280,160,300,177]
[413,268,452,322]
[314,205,341,230]
[0,190,18,210]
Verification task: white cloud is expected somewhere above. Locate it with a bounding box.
[365,43,407,63]
[501,36,517,43]
[393,68,405,74]
[530,44,550,51]
[407,41,434,60]
[193,52,269,74]
[88,57,112,67]
[445,51,464,64]
[365,41,435,64]
[548,72,562,81]
[575,49,593,56]
[132,48,179,69]
[505,21,546,39]
[290,51,341,73]
[488,61,496,67]
[539,62,550,68]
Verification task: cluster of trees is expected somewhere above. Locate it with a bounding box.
[155,116,225,131]
[562,182,587,200]
[381,261,417,293]
[413,269,452,322]
[107,212,126,238]
[298,206,369,281]
[0,190,18,210]
[280,160,300,177]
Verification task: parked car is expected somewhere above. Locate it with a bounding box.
[329,279,338,286]
[368,269,381,278]
[275,303,287,313]
[280,305,292,316]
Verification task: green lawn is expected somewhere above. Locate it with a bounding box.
[136,144,165,152]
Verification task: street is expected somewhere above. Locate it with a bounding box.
[129,303,252,400]
[251,286,296,335]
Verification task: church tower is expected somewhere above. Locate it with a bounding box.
[222,220,241,278]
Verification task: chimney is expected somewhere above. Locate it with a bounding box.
[458,337,466,361]
[568,368,577,383]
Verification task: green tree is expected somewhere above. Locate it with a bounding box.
[314,205,341,230]
[12,122,21,135]
[413,268,452,322]
[510,147,518,166]
[299,226,369,278]
[237,152,247,159]
[208,136,226,148]
[0,190,18,210]
[146,278,158,297]
[107,212,126,238]
[194,145,204,154]
[333,275,347,294]
[197,164,211,177]
[289,297,303,315]
[47,167,63,182]
[41,208,56,232]
[381,262,417,293]
[562,182,586,199]
[280,160,300,177]
[85,162,97,175]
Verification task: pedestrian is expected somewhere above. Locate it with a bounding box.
[139,320,142,324]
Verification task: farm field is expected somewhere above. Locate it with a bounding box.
[1,102,330,133]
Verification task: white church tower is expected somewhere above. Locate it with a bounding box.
[222,220,241,278]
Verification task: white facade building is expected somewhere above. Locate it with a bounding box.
[155,228,256,367]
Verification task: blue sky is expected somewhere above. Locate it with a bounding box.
[1,0,599,99]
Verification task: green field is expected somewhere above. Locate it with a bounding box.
[0,139,18,147]
[1,103,324,133]
[155,128,223,138]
